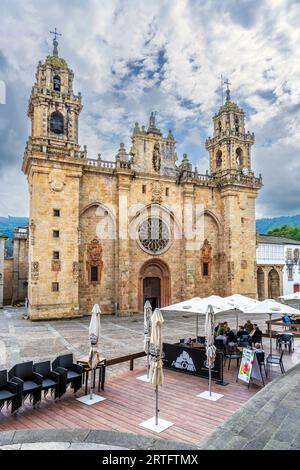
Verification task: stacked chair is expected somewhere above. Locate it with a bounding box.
[0,353,84,416]
[0,370,22,415]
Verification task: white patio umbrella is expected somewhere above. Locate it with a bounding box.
[279,292,300,311]
[161,296,233,338]
[149,308,164,425]
[144,300,152,379]
[244,299,300,355]
[77,304,106,405]
[139,308,174,433]
[224,294,261,331]
[204,305,217,397]
[88,304,101,399]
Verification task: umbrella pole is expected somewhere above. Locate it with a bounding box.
[90,345,94,400]
[269,313,272,356]
[155,385,159,426]
[209,366,212,397]
[196,313,199,339]
[146,342,150,379]
[236,309,238,333]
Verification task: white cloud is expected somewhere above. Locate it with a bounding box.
[0,0,300,217]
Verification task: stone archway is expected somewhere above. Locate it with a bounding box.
[139,259,171,312]
[268,268,280,299]
[257,267,265,300]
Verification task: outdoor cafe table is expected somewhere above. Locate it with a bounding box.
[76,356,106,394]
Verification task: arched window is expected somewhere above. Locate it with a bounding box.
[218,121,222,134]
[234,115,239,133]
[216,149,222,167]
[53,75,61,92]
[50,111,64,135]
[236,147,243,166]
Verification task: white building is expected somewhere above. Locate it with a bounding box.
[0,234,7,308]
[256,234,300,300]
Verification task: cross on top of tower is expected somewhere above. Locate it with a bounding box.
[50,28,62,57]
[224,78,231,102]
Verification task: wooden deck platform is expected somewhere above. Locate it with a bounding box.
[0,367,260,445]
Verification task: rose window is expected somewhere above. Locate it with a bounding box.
[138,218,170,254]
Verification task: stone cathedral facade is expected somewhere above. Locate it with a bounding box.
[22,40,262,319]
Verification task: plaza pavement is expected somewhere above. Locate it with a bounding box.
[1,306,300,377]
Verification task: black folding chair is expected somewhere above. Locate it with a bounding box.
[33,361,61,400]
[52,354,83,395]
[266,350,285,376]
[8,361,42,408]
[0,369,22,415]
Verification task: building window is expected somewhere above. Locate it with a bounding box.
[53,75,61,92]
[52,282,59,292]
[288,266,293,281]
[203,262,209,276]
[53,230,60,238]
[53,251,60,260]
[287,248,293,260]
[50,111,64,135]
[241,217,245,224]
[216,149,222,167]
[165,188,169,196]
[91,266,98,282]
[142,185,146,194]
[53,209,60,217]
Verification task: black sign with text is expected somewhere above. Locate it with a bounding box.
[163,342,223,381]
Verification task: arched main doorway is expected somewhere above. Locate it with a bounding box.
[139,259,171,312]
[268,268,280,299]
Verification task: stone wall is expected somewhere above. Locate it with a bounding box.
[3,258,13,305]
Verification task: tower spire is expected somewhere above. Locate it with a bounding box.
[50,28,62,57]
[224,78,231,102]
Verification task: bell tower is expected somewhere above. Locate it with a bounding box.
[27,29,82,149]
[206,81,255,175]
[22,31,84,320]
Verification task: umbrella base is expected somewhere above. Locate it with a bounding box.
[76,393,106,405]
[139,416,173,433]
[136,374,150,383]
[197,391,224,401]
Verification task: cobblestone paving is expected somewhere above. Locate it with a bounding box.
[1,306,299,378]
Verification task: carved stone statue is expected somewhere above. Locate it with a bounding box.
[152,142,161,172]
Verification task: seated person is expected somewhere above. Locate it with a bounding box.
[290,314,299,324]
[215,323,225,336]
[215,328,227,345]
[254,342,264,353]
[237,325,248,338]
[225,327,237,345]
[244,319,254,334]
[250,324,263,345]
[282,314,291,324]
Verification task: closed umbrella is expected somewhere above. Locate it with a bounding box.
[88,304,101,399]
[144,300,152,379]
[197,305,223,401]
[149,308,164,425]
[77,304,105,405]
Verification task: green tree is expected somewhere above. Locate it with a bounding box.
[268,225,300,241]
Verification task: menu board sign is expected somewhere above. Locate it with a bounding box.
[238,348,255,383]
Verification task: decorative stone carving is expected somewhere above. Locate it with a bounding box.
[31,261,39,281]
[241,260,247,269]
[49,169,65,192]
[86,239,103,283]
[73,261,79,282]
[29,219,36,245]
[152,142,161,172]
[200,239,213,277]
[151,181,163,203]
[51,260,61,271]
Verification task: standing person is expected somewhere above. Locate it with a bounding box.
[250,324,263,346]
[244,319,254,334]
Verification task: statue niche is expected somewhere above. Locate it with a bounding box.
[200,239,213,277]
[152,142,161,172]
[86,238,103,284]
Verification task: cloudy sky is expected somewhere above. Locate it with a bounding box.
[0,0,300,218]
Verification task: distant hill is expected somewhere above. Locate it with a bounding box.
[0,216,29,257]
[256,214,300,234]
